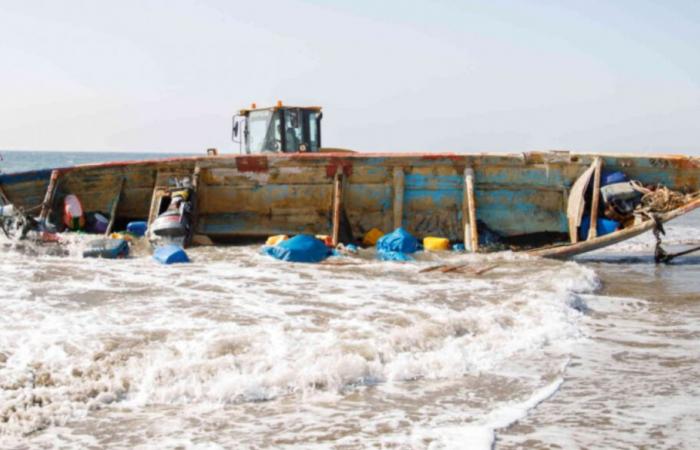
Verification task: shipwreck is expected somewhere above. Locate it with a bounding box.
[1,103,699,260]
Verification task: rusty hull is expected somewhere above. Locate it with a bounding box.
[1,151,698,253]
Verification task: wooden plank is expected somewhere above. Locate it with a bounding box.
[393,167,404,230]
[38,170,60,222]
[147,170,165,237]
[566,161,597,243]
[331,172,343,246]
[464,167,478,252]
[587,157,603,240]
[104,177,125,236]
[186,165,201,247]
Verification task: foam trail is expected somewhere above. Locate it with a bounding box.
[412,377,565,450]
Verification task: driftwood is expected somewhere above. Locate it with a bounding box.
[321,260,361,267]
[419,263,498,275]
[419,264,446,273]
[471,264,497,275]
[440,263,470,273]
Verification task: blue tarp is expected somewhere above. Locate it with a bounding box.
[375,228,418,262]
[377,250,415,261]
[153,245,190,264]
[376,228,418,254]
[263,234,331,263]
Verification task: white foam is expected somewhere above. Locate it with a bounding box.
[0,235,597,446]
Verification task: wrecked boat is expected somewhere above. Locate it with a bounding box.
[0,103,699,259]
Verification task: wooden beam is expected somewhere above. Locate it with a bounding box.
[38,169,60,223]
[186,165,201,248]
[463,167,479,252]
[146,171,164,239]
[393,167,404,230]
[566,161,597,244]
[587,157,603,240]
[104,177,125,237]
[331,172,343,246]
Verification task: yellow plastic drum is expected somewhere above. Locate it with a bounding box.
[423,236,449,251]
[266,235,289,246]
[362,228,384,246]
[110,232,134,242]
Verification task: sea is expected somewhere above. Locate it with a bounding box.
[0,150,699,449]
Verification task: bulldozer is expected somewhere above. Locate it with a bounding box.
[232,102,351,154]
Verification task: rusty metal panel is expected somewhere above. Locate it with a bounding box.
[199,184,333,215]
[198,211,330,237]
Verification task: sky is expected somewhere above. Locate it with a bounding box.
[1,0,699,154]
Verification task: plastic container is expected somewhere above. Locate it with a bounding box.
[110,232,134,242]
[362,228,384,246]
[579,216,620,240]
[153,245,190,264]
[83,238,129,259]
[126,221,148,237]
[423,236,449,251]
[89,213,109,234]
[63,195,85,230]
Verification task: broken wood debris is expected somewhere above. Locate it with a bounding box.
[419,263,498,275]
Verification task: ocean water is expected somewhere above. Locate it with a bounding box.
[0,150,194,174]
[0,151,699,449]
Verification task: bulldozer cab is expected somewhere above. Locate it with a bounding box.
[232,104,322,154]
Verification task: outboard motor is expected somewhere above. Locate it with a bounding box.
[601,182,642,222]
[150,178,194,246]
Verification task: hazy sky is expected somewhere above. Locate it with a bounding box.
[1,0,699,154]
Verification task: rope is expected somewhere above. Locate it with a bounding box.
[631,181,700,214]
[650,213,700,263]
[650,215,669,263]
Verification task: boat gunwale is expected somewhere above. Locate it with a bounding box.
[1,150,698,181]
[528,197,700,259]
